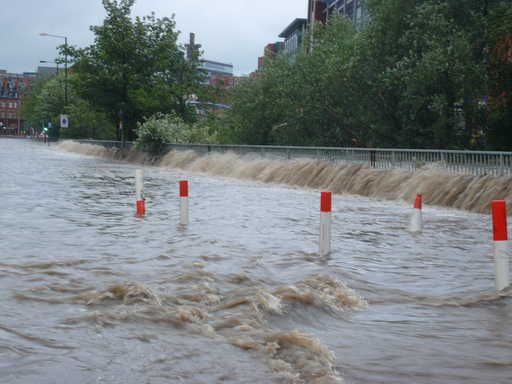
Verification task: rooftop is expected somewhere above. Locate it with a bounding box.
[279,18,307,39]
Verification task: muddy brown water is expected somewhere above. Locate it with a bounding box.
[1,139,511,384]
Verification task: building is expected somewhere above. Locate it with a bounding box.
[199,59,234,89]
[278,18,308,58]
[308,0,327,25]
[0,70,35,135]
[36,65,58,78]
[185,33,235,90]
[200,59,233,78]
[271,0,367,61]
[322,0,368,26]
[252,42,285,77]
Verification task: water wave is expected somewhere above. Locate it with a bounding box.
[368,286,512,307]
[14,268,365,383]
[56,141,512,214]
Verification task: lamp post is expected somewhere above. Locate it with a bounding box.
[39,60,59,73]
[39,33,68,107]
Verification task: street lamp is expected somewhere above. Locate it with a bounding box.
[39,60,59,73]
[39,33,68,107]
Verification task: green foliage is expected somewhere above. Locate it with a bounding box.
[357,1,485,148]
[61,98,116,140]
[228,17,369,147]
[486,1,512,149]
[67,0,202,142]
[21,73,115,139]
[134,113,184,154]
[134,113,218,154]
[225,0,507,149]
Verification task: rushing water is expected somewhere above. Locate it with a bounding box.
[1,138,511,384]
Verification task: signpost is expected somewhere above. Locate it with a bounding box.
[60,114,69,129]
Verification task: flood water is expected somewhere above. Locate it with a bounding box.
[1,138,511,384]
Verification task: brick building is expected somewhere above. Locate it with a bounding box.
[259,43,284,71]
[0,70,35,135]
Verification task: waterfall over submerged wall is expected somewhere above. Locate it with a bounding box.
[57,140,512,214]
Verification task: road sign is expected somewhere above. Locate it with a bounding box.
[60,114,69,129]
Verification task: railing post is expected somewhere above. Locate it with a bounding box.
[370,150,376,168]
[500,154,504,176]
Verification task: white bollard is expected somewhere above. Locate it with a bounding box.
[180,180,189,226]
[409,194,422,233]
[319,192,332,256]
[135,169,145,216]
[492,200,510,291]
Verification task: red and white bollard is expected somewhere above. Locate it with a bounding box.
[319,192,332,256]
[135,169,145,216]
[409,194,422,233]
[492,200,510,291]
[180,180,189,226]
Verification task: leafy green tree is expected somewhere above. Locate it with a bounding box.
[21,73,115,139]
[221,0,511,150]
[487,1,512,149]
[227,67,288,145]
[67,0,201,142]
[227,16,376,147]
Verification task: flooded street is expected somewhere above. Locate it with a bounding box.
[1,139,511,384]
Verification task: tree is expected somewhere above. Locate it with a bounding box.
[227,17,362,147]
[67,0,201,142]
[21,72,115,139]
[487,1,512,149]
[224,0,503,149]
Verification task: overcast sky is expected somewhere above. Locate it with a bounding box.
[1,0,307,76]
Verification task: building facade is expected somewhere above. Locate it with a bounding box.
[185,33,235,90]
[275,0,366,62]
[0,70,35,135]
[322,0,368,26]
[308,0,327,24]
[199,59,234,89]
[279,18,308,58]
[258,43,284,72]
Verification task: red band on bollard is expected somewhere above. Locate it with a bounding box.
[414,194,422,209]
[136,200,145,215]
[321,192,332,213]
[180,180,189,197]
[492,200,508,241]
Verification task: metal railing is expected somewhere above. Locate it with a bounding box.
[77,140,512,177]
